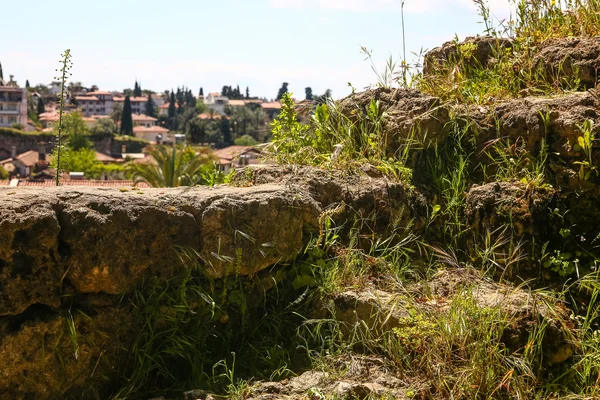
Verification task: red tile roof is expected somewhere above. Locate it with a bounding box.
[132,114,158,122]
[113,96,147,103]
[213,146,260,163]
[133,126,169,134]
[261,101,282,110]
[76,96,99,101]
[0,180,9,186]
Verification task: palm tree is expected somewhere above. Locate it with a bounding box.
[129,145,214,187]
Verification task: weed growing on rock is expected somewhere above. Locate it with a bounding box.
[52,49,72,186]
[267,92,412,182]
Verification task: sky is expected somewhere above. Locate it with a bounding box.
[1,0,512,100]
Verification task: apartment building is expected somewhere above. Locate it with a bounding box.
[76,90,115,116]
[0,75,28,129]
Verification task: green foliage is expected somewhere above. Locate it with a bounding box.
[416,1,600,104]
[234,134,258,146]
[267,92,411,182]
[0,165,8,179]
[56,112,91,150]
[128,145,214,187]
[573,119,597,180]
[90,117,117,137]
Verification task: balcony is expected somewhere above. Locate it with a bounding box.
[0,103,21,114]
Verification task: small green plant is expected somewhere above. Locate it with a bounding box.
[574,119,597,180]
[53,49,72,186]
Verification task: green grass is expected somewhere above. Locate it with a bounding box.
[417,0,600,105]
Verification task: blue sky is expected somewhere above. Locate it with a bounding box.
[1,0,510,99]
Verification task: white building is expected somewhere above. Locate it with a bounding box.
[205,92,229,115]
[0,75,29,130]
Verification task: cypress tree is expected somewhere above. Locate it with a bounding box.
[0,62,3,80]
[220,117,232,145]
[246,86,250,99]
[168,91,176,130]
[26,80,30,88]
[120,96,133,135]
[199,87,204,97]
[145,93,156,117]
[133,81,142,97]
[37,98,45,116]
[168,91,176,119]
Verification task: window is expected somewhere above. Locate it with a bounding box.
[8,117,17,124]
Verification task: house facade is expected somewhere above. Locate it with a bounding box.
[0,76,28,130]
[205,92,229,115]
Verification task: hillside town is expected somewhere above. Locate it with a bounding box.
[0,62,315,187]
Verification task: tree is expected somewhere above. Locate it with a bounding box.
[168,91,176,118]
[111,102,123,124]
[234,134,258,146]
[120,96,133,135]
[276,82,289,100]
[246,86,250,99]
[305,87,313,101]
[54,112,91,151]
[0,62,3,80]
[37,98,45,116]
[90,118,117,137]
[134,81,142,97]
[199,87,204,97]
[221,117,232,145]
[25,80,30,88]
[145,93,156,117]
[129,145,214,187]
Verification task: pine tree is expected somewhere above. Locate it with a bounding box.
[120,96,134,135]
[246,86,250,99]
[37,98,45,116]
[276,82,289,100]
[145,93,156,117]
[305,87,313,101]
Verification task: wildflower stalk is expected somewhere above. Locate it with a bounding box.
[54,49,72,186]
